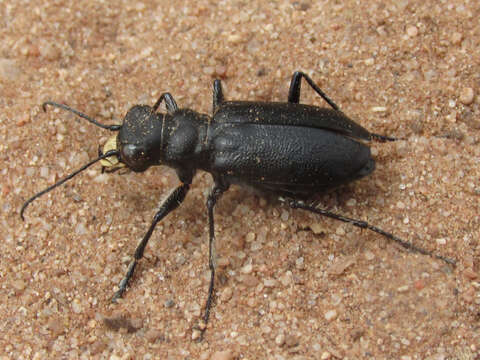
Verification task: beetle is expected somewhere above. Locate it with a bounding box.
[21,71,455,337]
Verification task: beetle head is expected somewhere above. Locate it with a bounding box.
[100,105,164,172]
[20,102,165,220]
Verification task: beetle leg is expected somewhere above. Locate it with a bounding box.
[212,79,225,114]
[112,182,191,302]
[285,198,456,266]
[288,71,340,111]
[288,72,398,142]
[370,133,398,142]
[152,92,178,114]
[199,184,226,333]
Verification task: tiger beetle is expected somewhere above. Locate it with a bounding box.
[21,71,455,339]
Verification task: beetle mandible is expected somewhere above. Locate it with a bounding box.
[21,71,455,337]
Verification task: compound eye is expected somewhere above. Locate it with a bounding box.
[120,143,150,171]
[122,143,142,161]
[123,143,138,158]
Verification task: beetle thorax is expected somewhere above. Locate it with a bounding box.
[160,109,209,169]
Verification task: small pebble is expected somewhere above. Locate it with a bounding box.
[71,299,82,313]
[203,66,215,76]
[238,274,258,287]
[295,257,305,270]
[436,238,447,245]
[191,329,202,341]
[364,251,375,261]
[241,263,253,274]
[275,333,285,346]
[94,174,109,183]
[346,198,357,207]
[39,41,61,60]
[324,309,338,321]
[75,223,87,235]
[47,317,64,337]
[130,318,143,331]
[284,334,299,347]
[463,268,478,280]
[414,280,425,290]
[176,254,186,266]
[217,257,230,268]
[280,271,292,286]
[364,58,374,66]
[215,65,227,78]
[245,232,256,242]
[459,87,474,105]
[164,299,175,308]
[197,320,207,331]
[450,32,463,45]
[0,58,21,81]
[40,167,49,179]
[263,278,277,287]
[211,350,235,360]
[261,325,272,334]
[144,329,164,343]
[227,34,242,44]
[200,352,210,360]
[220,287,233,302]
[406,25,418,37]
[328,257,355,276]
[310,223,326,235]
[12,279,26,291]
[371,106,388,113]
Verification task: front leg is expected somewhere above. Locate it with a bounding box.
[152,92,178,114]
[112,182,191,302]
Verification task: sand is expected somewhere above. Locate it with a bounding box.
[1,1,479,359]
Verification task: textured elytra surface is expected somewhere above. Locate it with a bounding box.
[1,1,479,359]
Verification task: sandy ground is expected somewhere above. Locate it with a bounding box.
[1,1,479,359]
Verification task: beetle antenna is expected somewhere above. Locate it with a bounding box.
[20,150,120,220]
[42,101,122,131]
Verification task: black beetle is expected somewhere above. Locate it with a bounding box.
[21,71,454,337]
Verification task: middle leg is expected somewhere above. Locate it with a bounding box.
[212,79,225,114]
[197,183,227,336]
[287,71,340,110]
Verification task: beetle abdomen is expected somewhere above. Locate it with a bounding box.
[208,123,374,195]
